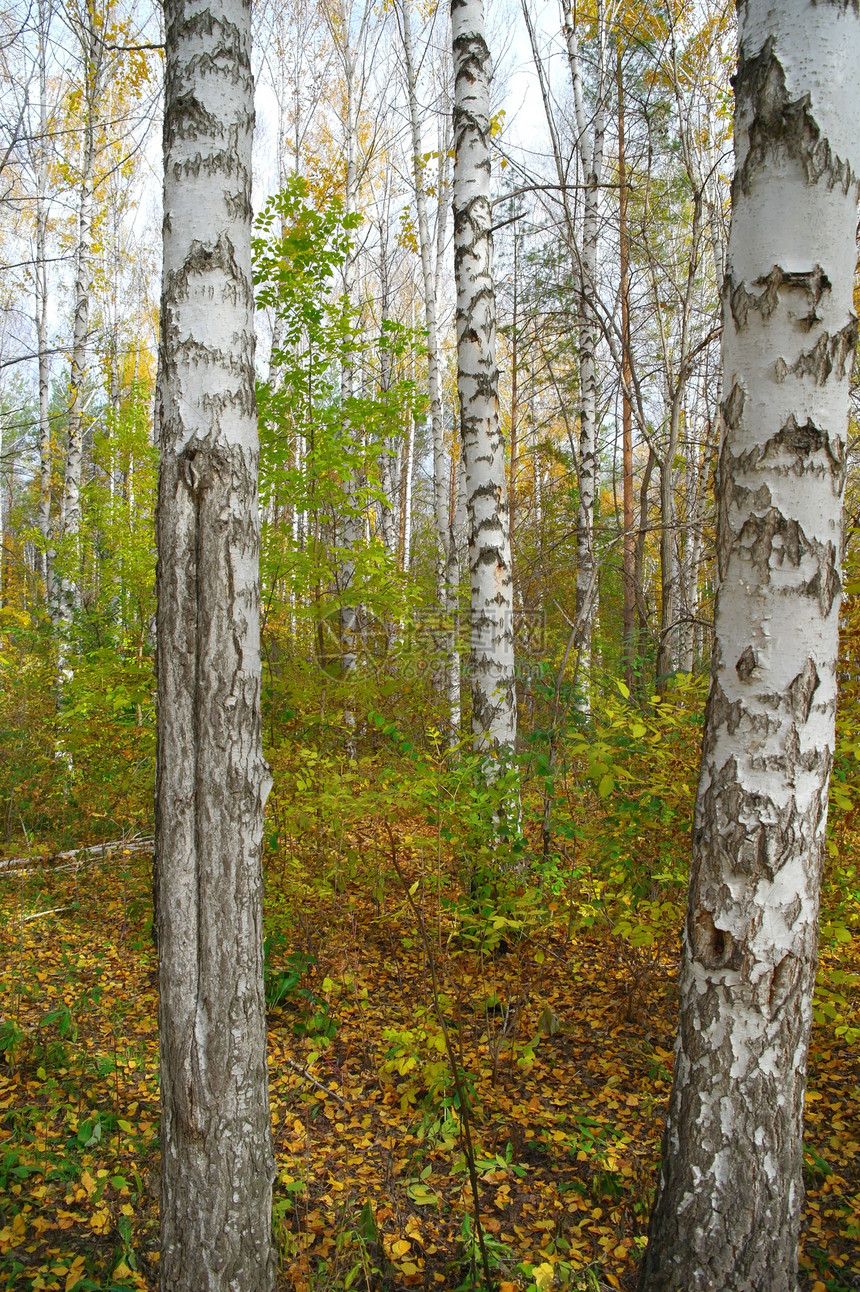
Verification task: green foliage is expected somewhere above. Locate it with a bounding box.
[253,176,423,735]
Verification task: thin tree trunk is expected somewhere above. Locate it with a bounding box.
[401,0,448,584]
[618,43,635,691]
[562,0,606,692]
[59,30,97,628]
[400,407,415,569]
[155,0,276,1285]
[452,0,517,757]
[656,400,681,686]
[639,0,859,1285]
[634,446,655,679]
[376,215,398,557]
[35,0,52,594]
[509,231,519,568]
[338,29,361,689]
[401,0,460,740]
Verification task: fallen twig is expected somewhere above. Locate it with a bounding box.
[284,1055,346,1104]
[0,836,154,875]
[23,905,77,923]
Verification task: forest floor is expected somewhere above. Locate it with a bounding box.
[0,842,858,1292]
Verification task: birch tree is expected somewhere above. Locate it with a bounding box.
[452,0,516,757]
[399,0,459,744]
[639,0,860,1285]
[561,0,607,687]
[155,0,276,1285]
[57,0,104,628]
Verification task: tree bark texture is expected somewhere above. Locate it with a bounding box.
[452,0,516,754]
[59,11,99,626]
[155,0,276,1287]
[35,0,52,594]
[639,1,859,1288]
[562,0,605,682]
[618,46,635,691]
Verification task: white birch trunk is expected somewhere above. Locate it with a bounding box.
[59,34,97,629]
[338,24,361,686]
[640,1,860,1285]
[561,0,606,689]
[33,0,53,595]
[452,0,516,755]
[401,408,415,570]
[154,0,276,1285]
[401,1,449,592]
[401,0,459,742]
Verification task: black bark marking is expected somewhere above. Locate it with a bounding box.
[787,658,820,721]
[768,953,800,1015]
[775,318,858,385]
[728,264,832,331]
[736,645,758,682]
[734,38,859,197]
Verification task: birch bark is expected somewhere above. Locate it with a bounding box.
[59,6,100,628]
[155,0,276,1286]
[35,0,53,596]
[561,0,606,688]
[401,0,459,742]
[452,0,516,755]
[639,0,860,1285]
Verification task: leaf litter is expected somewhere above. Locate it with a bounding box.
[0,839,858,1292]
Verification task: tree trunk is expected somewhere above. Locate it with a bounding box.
[155,0,276,1286]
[656,401,680,688]
[401,0,448,583]
[452,0,516,756]
[35,0,52,594]
[562,0,606,693]
[338,26,361,690]
[401,0,460,741]
[59,22,97,628]
[618,44,635,692]
[639,0,859,1286]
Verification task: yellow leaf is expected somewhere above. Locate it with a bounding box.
[113,1261,133,1279]
[65,1256,87,1292]
[533,1263,555,1290]
[81,1169,96,1196]
[401,1262,419,1275]
[90,1209,112,1234]
[392,1239,411,1258]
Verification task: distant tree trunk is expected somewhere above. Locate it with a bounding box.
[401,0,460,743]
[452,0,517,757]
[59,9,99,630]
[376,212,399,558]
[639,0,859,1287]
[618,44,635,691]
[401,0,448,581]
[155,0,276,1286]
[562,0,606,695]
[656,399,680,686]
[399,406,415,570]
[338,24,361,691]
[35,0,52,594]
